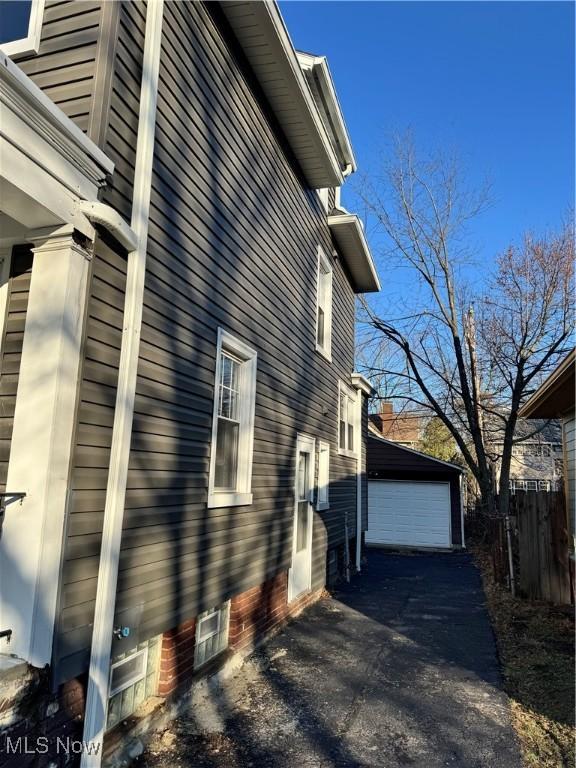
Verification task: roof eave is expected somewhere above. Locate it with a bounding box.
[327,212,380,293]
[296,51,357,174]
[220,1,343,189]
[519,349,576,418]
[368,434,464,472]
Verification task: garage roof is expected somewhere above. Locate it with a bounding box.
[368,435,463,475]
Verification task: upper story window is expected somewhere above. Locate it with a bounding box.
[0,0,44,56]
[208,329,257,509]
[316,246,333,360]
[338,382,357,457]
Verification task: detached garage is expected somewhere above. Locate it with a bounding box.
[367,435,464,550]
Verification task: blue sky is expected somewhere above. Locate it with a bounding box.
[280,1,574,288]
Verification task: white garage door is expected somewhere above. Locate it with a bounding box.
[367,481,451,548]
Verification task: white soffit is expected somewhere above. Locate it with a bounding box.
[327,212,380,293]
[219,1,343,189]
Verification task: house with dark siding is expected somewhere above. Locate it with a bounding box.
[0,1,379,763]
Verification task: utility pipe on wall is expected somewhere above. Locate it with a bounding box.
[80,2,164,765]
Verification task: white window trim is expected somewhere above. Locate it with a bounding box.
[0,0,45,57]
[316,440,330,511]
[207,328,257,509]
[338,381,358,458]
[315,245,333,361]
[109,647,148,698]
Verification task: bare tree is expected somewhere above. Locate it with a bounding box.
[357,137,574,519]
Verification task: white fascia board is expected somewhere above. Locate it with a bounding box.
[220,1,343,188]
[297,51,356,174]
[0,54,113,184]
[327,212,381,293]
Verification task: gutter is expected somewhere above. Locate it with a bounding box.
[80,1,165,765]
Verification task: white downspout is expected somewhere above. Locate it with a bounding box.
[80,2,164,765]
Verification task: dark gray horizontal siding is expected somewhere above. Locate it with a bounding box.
[0,247,33,494]
[54,0,360,680]
[99,0,146,222]
[53,237,127,682]
[16,0,102,134]
[115,1,356,639]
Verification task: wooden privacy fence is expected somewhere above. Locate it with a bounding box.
[510,491,572,605]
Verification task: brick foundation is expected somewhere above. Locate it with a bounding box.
[0,567,325,766]
[158,618,197,697]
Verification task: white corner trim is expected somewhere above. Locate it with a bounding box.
[354,387,363,571]
[0,0,45,57]
[80,2,165,765]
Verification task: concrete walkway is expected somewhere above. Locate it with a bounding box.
[140,552,523,768]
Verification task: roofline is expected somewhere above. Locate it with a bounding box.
[368,433,464,472]
[519,348,575,418]
[220,1,343,188]
[351,372,375,396]
[296,51,357,173]
[327,211,380,292]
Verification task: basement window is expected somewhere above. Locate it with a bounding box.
[194,603,230,668]
[0,0,44,56]
[107,637,160,730]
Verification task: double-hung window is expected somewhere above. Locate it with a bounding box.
[316,441,330,510]
[338,382,357,457]
[316,247,333,360]
[208,329,257,508]
[0,0,44,56]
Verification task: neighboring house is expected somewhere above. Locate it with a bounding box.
[519,350,575,552]
[491,419,564,494]
[0,1,379,762]
[366,435,464,550]
[368,402,423,449]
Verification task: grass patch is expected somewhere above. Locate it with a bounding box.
[473,546,574,768]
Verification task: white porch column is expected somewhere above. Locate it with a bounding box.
[0,225,91,667]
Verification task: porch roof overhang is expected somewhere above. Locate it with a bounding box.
[518,349,575,419]
[0,55,114,241]
[219,1,344,189]
[327,211,380,293]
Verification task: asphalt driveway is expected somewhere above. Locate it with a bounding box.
[141,551,523,768]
